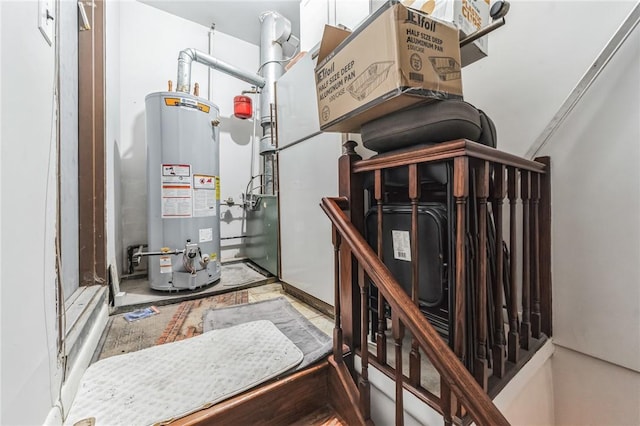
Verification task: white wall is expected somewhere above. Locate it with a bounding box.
[552,346,640,425]
[539,18,640,373]
[535,16,640,422]
[0,0,3,416]
[106,0,122,286]
[462,1,637,156]
[279,133,342,304]
[116,1,260,268]
[59,0,79,300]
[299,0,370,52]
[0,1,63,423]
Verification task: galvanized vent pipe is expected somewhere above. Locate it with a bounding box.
[176,48,266,93]
[174,11,298,195]
[258,11,290,130]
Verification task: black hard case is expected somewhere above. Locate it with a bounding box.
[365,202,451,339]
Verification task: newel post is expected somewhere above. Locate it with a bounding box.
[535,156,552,337]
[338,140,364,371]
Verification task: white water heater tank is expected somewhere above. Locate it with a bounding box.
[145,91,221,291]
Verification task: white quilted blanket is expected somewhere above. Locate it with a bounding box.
[64,320,303,426]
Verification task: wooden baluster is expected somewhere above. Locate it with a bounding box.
[520,171,532,351]
[507,168,520,362]
[409,164,421,387]
[374,169,387,363]
[392,313,405,426]
[440,379,458,426]
[535,157,552,337]
[474,161,489,389]
[338,140,364,371]
[531,172,542,339]
[491,165,506,378]
[358,265,371,419]
[332,226,343,361]
[453,157,469,365]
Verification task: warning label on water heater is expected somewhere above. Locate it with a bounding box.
[161,164,192,218]
[159,256,173,274]
[193,174,217,217]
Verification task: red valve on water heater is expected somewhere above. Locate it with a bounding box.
[233,95,252,119]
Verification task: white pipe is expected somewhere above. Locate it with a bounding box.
[256,11,294,193]
[250,93,259,178]
[259,11,290,128]
[207,24,215,100]
[176,48,266,94]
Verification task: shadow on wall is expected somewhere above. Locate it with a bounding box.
[119,111,148,275]
[220,240,247,257]
[218,114,254,146]
[218,113,256,260]
[221,207,246,225]
[114,138,123,278]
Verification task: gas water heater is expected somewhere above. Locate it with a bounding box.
[136,10,298,290]
[144,91,221,291]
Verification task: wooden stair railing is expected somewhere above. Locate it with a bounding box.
[322,140,551,425]
[322,196,509,426]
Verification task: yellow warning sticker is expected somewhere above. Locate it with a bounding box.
[215,176,220,200]
[164,97,181,106]
[197,103,211,113]
[164,97,210,114]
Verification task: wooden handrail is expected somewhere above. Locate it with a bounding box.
[352,140,546,174]
[321,197,510,426]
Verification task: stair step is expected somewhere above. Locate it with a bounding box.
[173,356,369,426]
[173,362,330,425]
[289,404,346,426]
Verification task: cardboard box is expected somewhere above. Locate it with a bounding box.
[315,1,463,133]
[402,0,491,66]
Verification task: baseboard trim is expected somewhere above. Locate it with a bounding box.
[281,282,334,318]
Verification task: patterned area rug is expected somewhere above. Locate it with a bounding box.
[96,291,248,360]
[66,320,303,426]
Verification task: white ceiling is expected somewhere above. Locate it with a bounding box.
[140,0,301,46]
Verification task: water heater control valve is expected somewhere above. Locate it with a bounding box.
[183,241,201,274]
[185,241,199,258]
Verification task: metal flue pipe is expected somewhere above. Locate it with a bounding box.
[173,12,298,196]
[258,11,290,127]
[176,48,266,93]
[256,11,298,194]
